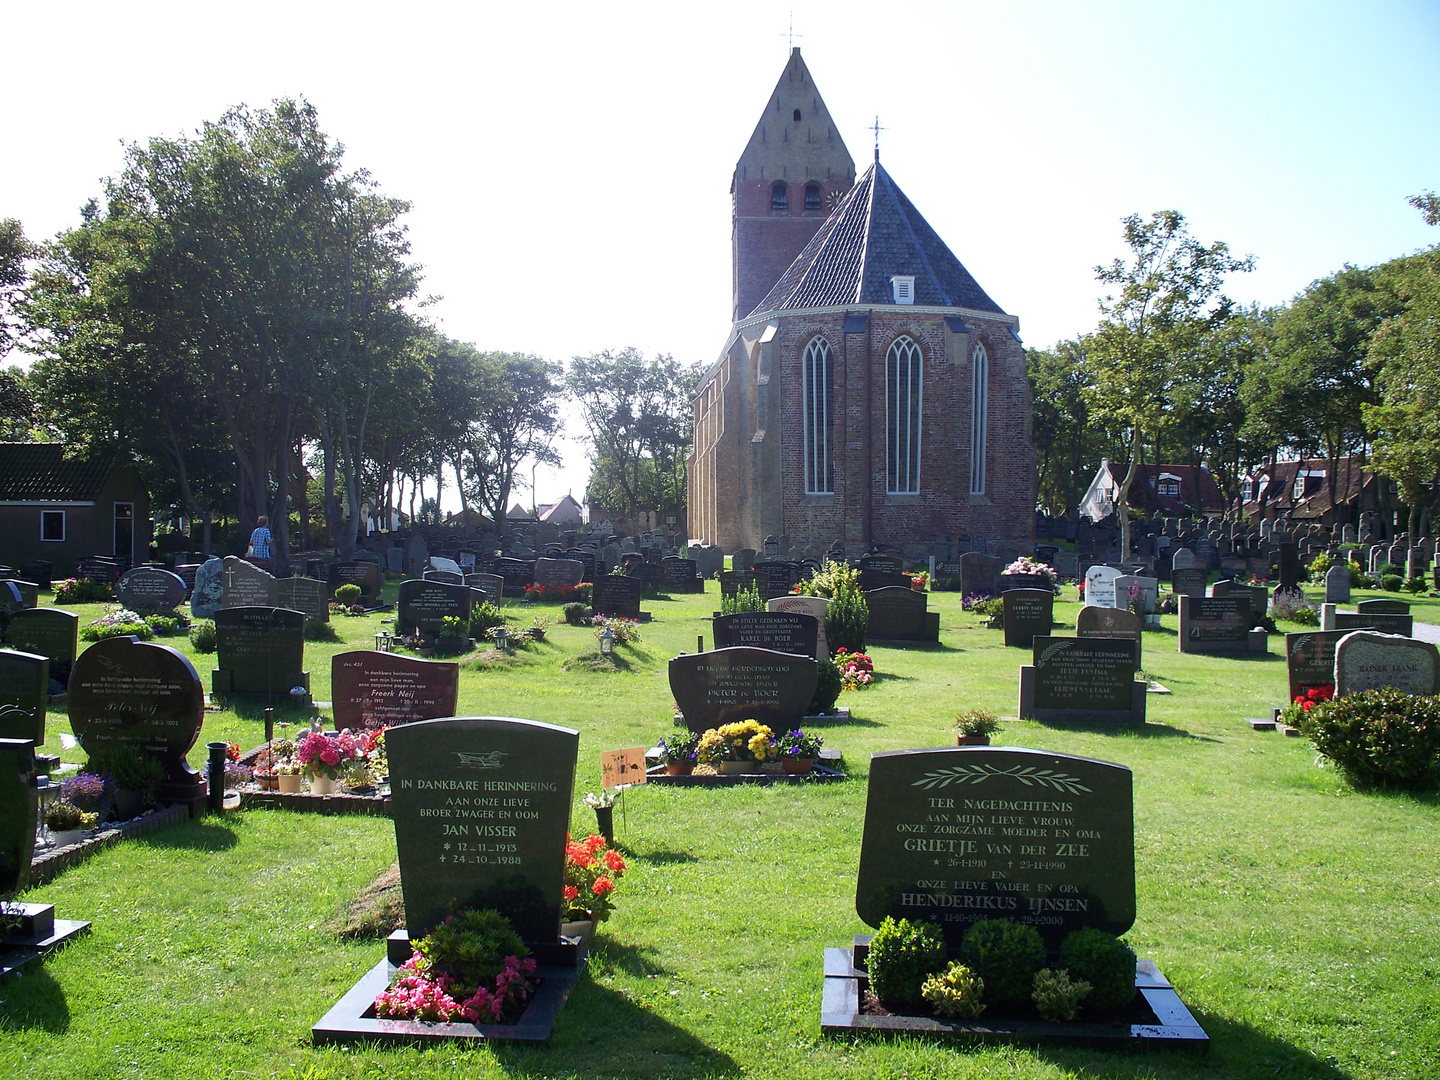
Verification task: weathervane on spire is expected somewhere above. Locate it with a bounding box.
[871,115,887,163]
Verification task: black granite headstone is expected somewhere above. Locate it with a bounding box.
[397,580,474,636]
[0,738,38,895]
[711,612,819,657]
[859,569,913,592]
[328,561,382,603]
[212,607,309,698]
[118,567,186,612]
[533,558,585,588]
[717,570,766,603]
[0,650,47,745]
[855,747,1135,946]
[220,556,278,608]
[669,647,819,733]
[5,608,79,685]
[591,575,643,620]
[659,557,703,593]
[1170,568,1208,598]
[1285,630,1346,702]
[1002,589,1054,649]
[1178,595,1252,654]
[931,561,965,591]
[275,577,330,624]
[750,561,802,599]
[1022,636,1142,724]
[865,587,939,643]
[386,716,578,942]
[493,558,538,598]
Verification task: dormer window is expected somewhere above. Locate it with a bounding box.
[804,183,821,212]
[1157,474,1181,498]
[771,181,788,212]
[891,275,915,305]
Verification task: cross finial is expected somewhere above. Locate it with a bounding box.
[781,9,801,50]
[871,115,887,163]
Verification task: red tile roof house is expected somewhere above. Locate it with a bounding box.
[1078,459,1226,521]
[0,443,152,578]
[1240,456,1392,526]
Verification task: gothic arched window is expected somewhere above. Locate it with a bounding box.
[970,344,988,495]
[801,336,833,494]
[886,336,923,494]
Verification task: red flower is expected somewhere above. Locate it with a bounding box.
[603,850,626,873]
[563,885,580,902]
[591,877,615,897]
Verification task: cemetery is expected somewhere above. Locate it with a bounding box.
[2,15,1440,1080]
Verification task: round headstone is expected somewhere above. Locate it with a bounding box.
[119,567,186,612]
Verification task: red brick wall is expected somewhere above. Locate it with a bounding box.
[732,175,851,321]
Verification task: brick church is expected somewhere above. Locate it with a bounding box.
[688,49,1037,560]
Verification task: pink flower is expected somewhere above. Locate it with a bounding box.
[320,745,341,766]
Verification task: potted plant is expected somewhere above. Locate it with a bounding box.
[777,728,823,773]
[275,754,304,793]
[43,799,96,849]
[434,615,472,655]
[955,708,1001,746]
[582,789,617,842]
[656,731,699,775]
[910,570,929,592]
[696,719,778,774]
[562,832,628,946]
[295,729,360,795]
[90,745,165,818]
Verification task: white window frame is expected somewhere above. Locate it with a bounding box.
[801,336,833,494]
[41,509,66,542]
[886,336,923,494]
[969,344,988,495]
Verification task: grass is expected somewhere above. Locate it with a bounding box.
[3,581,1438,1079]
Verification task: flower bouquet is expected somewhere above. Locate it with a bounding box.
[835,648,874,691]
[563,833,627,922]
[295,729,360,793]
[696,719,778,773]
[777,728,823,773]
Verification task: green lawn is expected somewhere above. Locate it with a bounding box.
[4,582,1438,1080]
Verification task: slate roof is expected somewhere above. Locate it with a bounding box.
[750,160,1006,317]
[0,443,118,502]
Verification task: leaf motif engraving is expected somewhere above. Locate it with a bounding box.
[910,764,1093,794]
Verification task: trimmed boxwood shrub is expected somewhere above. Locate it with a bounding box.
[562,602,590,626]
[810,656,841,714]
[1294,688,1440,790]
[1058,928,1136,1012]
[334,583,362,606]
[1381,574,1404,593]
[867,916,945,1009]
[961,919,1046,1007]
[189,619,217,652]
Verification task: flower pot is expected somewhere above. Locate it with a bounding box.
[664,761,693,776]
[717,761,752,775]
[48,828,85,849]
[956,735,991,746]
[309,771,338,795]
[782,757,814,774]
[114,788,145,820]
[560,918,596,950]
[222,790,241,810]
[255,773,278,791]
[277,773,303,794]
[911,580,924,591]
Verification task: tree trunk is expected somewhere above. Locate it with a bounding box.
[1117,436,1140,563]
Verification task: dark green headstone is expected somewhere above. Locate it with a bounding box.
[865,587,938,643]
[856,746,1135,947]
[1178,595,1252,654]
[386,716,578,942]
[397,580,473,636]
[0,738,38,895]
[6,608,79,685]
[0,650,47,745]
[669,647,819,733]
[1002,589,1053,649]
[1030,636,1139,715]
[212,607,308,697]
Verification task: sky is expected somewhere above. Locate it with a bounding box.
[6,1,1439,509]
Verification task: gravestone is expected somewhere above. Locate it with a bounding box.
[465,573,504,604]
[386,716,578,942]
[591,575,643,620]
[0,579,39,609]
[1170,567,1207,598]
[534,558,585,589]
[1020,636,1145,725]
[1285,631,1346,702]
[750,561,803,599]
[275,576,330,624]
[1324,564,1351,604]
[118,567,186,612]
[1355,599,1413,637]
[1178,595,1253,654]
[865,587,939,644]
[1334,632,1439,698]
[172,564,200,591]
[212,607,309,700]
[854,747,1135,946]
[220,556,278,609]
[397,580,473,637]
[659,557,703,594]
[718,570,766,603]
[68,636,206,805]
[328,561,382,604]
[711,612,819,658]
[669,647,819,733]
[332,651,460,730]
[730,548,756,574]
[1053,551,1079,581]
[0,738,39,897]
[997,573,1052,594]
[930,561,964,591]
[860,569,914,592]
[386,547,404,573]
[0,650,47,744]
[493,558,538,597]
[1083,565,1122,609]
[691,545,724,578]
[405,536,428,575]
[767,595,829,660]
[5,608,80,686]
[189,556,225,619]
[426,556,464,579]
[1210,579,1268,616]
[1112,575,1158,616]
[858,554,901,574]
[1075,605,1143,662]
[423,569,465,586]
[1171,548,1199,572]
[958,552,1002,596]
[1002,589,1054,649]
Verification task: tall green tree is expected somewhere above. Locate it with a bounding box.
[0,218,34,358]
[1083,210,1252,553]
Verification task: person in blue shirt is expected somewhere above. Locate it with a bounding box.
[249,516,272,560]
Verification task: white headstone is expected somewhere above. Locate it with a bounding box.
[767,595,829,660]
[1335,631,1440,697]
[1084,565,1123,609]
[1113,575,1158,615]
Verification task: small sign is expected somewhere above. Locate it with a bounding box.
[601,746,649,789]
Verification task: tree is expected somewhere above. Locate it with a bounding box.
[1084,211,1252,555]
[459,351,563,530]
[0,218,35,357]
[1026,339,1115,515]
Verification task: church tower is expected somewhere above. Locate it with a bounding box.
[732,49,855,322]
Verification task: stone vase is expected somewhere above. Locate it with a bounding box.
[49,828,85,849]
[560,918,596,951]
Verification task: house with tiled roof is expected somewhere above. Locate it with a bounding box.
[688,49,1036,557]
[0,443,151,577]
[1241,456,1396,525]
[1079,460,1226,521]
